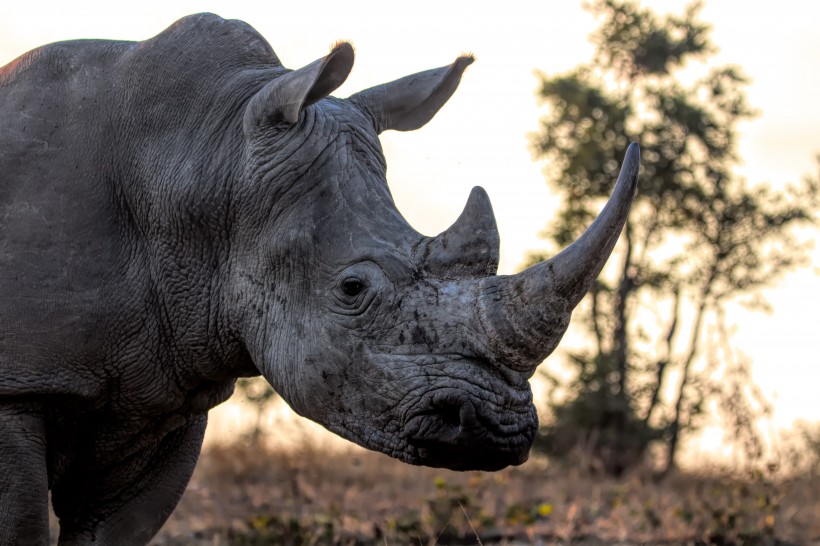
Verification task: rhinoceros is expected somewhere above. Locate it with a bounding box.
[0,13,639,545]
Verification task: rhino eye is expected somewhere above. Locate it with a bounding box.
[332,263,382,315]
[341,278,366,297]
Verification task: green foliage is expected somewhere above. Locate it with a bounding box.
[694,471,781,545]
[425,476,474,542]
[592,0,713,78]
[229,474,557,545]
[230,513,339,546]
[530,0,820,474]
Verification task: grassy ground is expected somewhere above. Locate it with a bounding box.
[149,440,820,546]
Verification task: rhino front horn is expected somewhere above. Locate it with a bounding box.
[478,143,640,373]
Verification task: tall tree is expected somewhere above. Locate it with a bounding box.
[529,0,819,475]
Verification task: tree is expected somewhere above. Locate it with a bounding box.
[529,0,819,475]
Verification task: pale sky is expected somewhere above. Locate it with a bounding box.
[2,1,818,439]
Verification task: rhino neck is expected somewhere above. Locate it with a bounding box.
[107,87,273,386]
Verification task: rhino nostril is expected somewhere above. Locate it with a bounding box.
[439,400,481,439]
[427,399,478,445]
[434,398,478,431]
[404,398,486,446]
[439,404,461,428]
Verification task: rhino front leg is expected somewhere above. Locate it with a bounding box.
[53,414,207,546]
[0,406,50,546]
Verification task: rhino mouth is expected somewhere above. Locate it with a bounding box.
[401,389,536,471]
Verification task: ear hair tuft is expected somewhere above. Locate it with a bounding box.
[331,40,355,55]
[460,52,477,65]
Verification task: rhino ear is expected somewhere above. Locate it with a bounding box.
[243,42,354,135]
[349,55,474,133]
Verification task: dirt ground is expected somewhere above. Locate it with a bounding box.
[140,440,820,546]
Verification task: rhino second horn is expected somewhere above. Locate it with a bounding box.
[423,186,500,279]
[479,143,640,372]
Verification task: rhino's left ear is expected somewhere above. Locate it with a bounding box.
[349,55,474,133]
[243,42,354,135]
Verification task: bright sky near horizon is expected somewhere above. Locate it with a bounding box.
[2,1,818,442]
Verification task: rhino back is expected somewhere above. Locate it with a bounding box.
[0,14,276,398]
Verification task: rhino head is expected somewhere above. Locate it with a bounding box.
[229,43,638,471]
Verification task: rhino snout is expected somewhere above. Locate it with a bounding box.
[401,389,536,471]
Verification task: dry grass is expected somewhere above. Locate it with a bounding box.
[152,439,820,546]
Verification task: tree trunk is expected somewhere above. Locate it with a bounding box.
[613,221,634,395]
[643,286,680,428]
[661,293,709,475]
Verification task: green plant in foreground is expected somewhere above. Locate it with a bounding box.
[231,513,337,546]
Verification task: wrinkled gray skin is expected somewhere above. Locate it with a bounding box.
[0,13,639,545]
